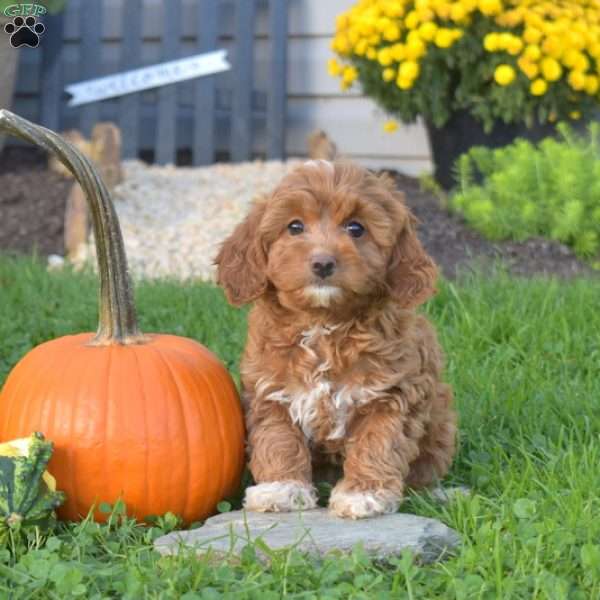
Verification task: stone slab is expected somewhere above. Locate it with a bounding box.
[154,508,460,564]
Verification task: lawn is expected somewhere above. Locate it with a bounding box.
[1,255,599,599]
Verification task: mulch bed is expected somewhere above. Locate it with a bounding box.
[391,172,596,279]
[0,145,595,279]
[0,147,71,257]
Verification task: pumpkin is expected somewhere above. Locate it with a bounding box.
[0,110,245,524]
[0,432,65,545]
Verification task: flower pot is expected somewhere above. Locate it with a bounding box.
[0,18,20,153]
[425,111,556,191]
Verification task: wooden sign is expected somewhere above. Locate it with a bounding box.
[65,50,230,107]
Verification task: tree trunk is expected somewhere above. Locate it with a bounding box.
[0,19,20,153]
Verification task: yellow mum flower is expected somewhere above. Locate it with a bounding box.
[399,60,421,80]
[366,48,377,60]
[396,76,414,89]
[530,78,548,95]
[348,28,360,46]
[327,58,342,77]
[589,42,600,59]
[382,67,397,82]
[523,44,542,61]
[342,65,358,84]
[377,47,393,66]
[336,14,349,30]
[391,43,407,61]
[497,9,523,27]
[523,27,543,44]
[418,21,438,41]
[570,110,582,120]
[567,32,586,51]
[435,28,455,48]
[383,22,401,41]
[479,0,502,17]
[383,3,405,18]
[406,37,426,59]
[417,7,435,21]
[542,36,564,60]
[375,16,390,31]
[585,75,600,95]
[332,36,351,55]
[484,33,500,52]
[494,64,516,85]
[498,33,513,51]
[450,3,467,22]
[518,57,539,79]
[506,37,524,55]
[358,19,376,37]
[405,10,420,29]
[574,54,590,72]
[434,2,451,19]
[568,70,587,90]
[354,39,369,56]
[383,120,399,133]
[541,57,563,81]
[524,12,544,30]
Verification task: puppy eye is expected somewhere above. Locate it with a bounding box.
[345,221,365,238]
[287,220,304,235]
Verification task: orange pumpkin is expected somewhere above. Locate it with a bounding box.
[0,110,245,524]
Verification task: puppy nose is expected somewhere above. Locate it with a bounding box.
[311,254,336,279]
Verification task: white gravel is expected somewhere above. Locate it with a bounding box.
[76,159,303,281]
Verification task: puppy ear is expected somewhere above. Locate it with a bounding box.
[214,199,268,306]
[387,213,437,309]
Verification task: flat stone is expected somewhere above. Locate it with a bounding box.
[154,508,460,564]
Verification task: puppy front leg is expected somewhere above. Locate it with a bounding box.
[329,406,420,519]
[244,401,317,512]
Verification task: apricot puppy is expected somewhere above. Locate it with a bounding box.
[215,160,456,519]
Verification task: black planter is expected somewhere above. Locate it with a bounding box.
[425,111,556,190]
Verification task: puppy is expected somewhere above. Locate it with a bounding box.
[215,160,456,519]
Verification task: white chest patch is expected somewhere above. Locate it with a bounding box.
[262,324,375,440]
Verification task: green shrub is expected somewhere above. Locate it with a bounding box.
[451,122,600,259]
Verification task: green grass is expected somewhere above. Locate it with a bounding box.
[1,255,600,599]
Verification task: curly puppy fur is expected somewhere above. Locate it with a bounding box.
[214,160,456,519]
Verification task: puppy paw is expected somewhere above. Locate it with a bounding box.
[328,487,399,519]
[244,480,318,513]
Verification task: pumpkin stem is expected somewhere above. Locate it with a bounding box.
[0,110,146,345]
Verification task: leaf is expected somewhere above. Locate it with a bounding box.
[98,502,113,514]
[581,544,600,571]
[513,498,537,519]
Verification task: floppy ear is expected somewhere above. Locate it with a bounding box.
[387,213,437,309]
[214,199,268,306]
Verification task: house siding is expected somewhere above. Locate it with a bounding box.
[285,0,432,175]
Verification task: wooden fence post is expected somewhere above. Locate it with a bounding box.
[267,0,288,160]
[155,0,181,165]
[231,0,256,162]
[194,0,219,166]
[119,0,143,160]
